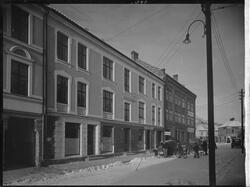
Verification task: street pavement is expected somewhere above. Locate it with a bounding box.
[3,143,246,186]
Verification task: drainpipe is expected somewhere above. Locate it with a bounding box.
[42,7,49,165]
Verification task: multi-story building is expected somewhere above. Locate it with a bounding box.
[43,6,164,162]
[3,4,46,169]
[164,74,196,144]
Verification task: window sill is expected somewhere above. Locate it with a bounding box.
[76,67,90,75]
[55,58,72,68]
[102,77,116,84]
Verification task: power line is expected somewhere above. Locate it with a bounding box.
[105,5,169,42]
[211,13,238,91]
[155,6,199,66]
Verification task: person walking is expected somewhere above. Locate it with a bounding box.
[193,142,200,158]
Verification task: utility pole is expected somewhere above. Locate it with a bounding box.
[239,89,244,153]
[201,3,216,187]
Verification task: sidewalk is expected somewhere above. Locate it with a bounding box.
[3,151,156,185]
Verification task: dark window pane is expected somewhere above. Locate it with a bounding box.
[78,43,87,70]
[124,68,130,92]
[11,6,28,43]
[152,83,155,98]
[124,102,130,121]
[77,82,86,107]
[103,90,113,113]
[11,60,28,96]
[32,16,43,47]
[65,123,80,156]
[103,126,112,137]
[139,76,144,93]
[57,75,68,104]
[139,102,144,119]
[57,31,68,62]
[103,57,113,80]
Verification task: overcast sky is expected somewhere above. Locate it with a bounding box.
[50,3,244,124]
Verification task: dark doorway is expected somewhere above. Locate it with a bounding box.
[124,128,130,152]
[4,117,35,170]
[87,125,95,155]
[146,130,150,150]
[157,131,162,147]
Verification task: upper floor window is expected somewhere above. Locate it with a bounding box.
[139,101,145,120]
[57,31,68,62]
[77,82,86,107]
[103,90,113,113]
[78,43,87,70]
[57,75,68,104]
[139,76,145,94]
[152,83,155,99]
[124,102,130,121]
[158,107,161,125]
[11,60,28,96]
[103,56,113,81]
[124,68,130,92]
[11,6,28,43]
[158,86,161,100]
[152,105,156,125]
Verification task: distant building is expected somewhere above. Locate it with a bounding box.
[218,118,241,143]
[195,117,220,142]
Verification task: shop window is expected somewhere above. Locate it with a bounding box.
[65,123,80,156]
[57,75,68,104]
[11,60,28,96]
[103,126,112,137]
[11,5,28,43]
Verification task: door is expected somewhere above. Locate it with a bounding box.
[87,125,95,155]
[124,128,130,152]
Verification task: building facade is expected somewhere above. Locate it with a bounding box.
[164,74,196,144]
[3,4,45,169]
[218,118,242,143]
[43,6,164,162]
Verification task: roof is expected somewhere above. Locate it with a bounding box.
[136,60,165,79]
[45,5,164,82]
[219,120,241,128]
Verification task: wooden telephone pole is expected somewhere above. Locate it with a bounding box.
[239,89,244,153]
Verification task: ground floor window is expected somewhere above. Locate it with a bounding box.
[102,126,113,153]
[65,123,80,156]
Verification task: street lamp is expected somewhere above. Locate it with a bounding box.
[183,3,216,187]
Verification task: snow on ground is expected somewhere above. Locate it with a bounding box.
[9,156,176,185]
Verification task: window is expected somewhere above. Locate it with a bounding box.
[158,107,161,125]
[152,106,156,125]
[78,43,87,70]
[65,123,80,156]
[77,82,86,107]
[139,76,145,94]
[158,86,161,100]
[57,31,68,62]
[103,126,112,137]
[124,102,130,121]
[124,68,130,92]
[103,90,113,113]
[11,60,28,96]
[11,6,29,43]
[139,101,144,120]
[138,129,143,141]
[103,56,113,80]
[152,83,155,98]
[32,16,43,47]
[57,75,68,104]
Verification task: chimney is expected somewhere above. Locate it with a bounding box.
[230,117,235,121]
[131,50,139,61]
[160,68,166,74]
[173,74,178,82]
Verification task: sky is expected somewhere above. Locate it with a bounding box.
[50,3,245,124]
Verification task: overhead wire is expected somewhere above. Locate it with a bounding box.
[105,5,169,42]
[211,13,238,91]
[156,10,204,68]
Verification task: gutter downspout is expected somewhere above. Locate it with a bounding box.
[42,7,49,165]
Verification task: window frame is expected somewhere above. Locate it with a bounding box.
[152,83,155,99]
[103,90,113,113]
[76,41,89,72]
[152,105,156,125]
[124,67,131,93]
[139,75,145,94]
[102,56,114,81]
[138,101,145,122]
[157,107,161,126]
[65,122,81,157]
[77,81,87,108]
[57,75,69,104]
[124,101,131,122]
